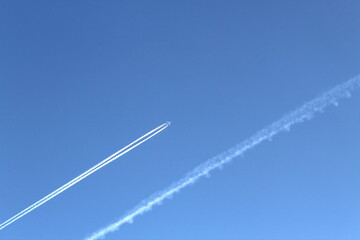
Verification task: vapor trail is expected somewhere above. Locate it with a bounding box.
[86,75,360,240]
[0,122,170,231]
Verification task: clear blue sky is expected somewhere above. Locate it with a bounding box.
[1,1,360,239]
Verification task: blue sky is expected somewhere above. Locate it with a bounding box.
[1,1,360,239]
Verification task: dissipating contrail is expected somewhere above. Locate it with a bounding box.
[85,74,360,240]
[0,122,170,231]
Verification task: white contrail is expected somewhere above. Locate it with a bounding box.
[0,122,170,231]
[85,75,360,240]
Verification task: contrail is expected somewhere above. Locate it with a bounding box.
[85,75,360,240]
[0,122,170,231]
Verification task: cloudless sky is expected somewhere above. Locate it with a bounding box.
[1,1,360,239]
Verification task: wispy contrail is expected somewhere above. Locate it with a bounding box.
[0,122,170,231]
[86,75,360,240]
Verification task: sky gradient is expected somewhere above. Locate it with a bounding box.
[1,1,360,240]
